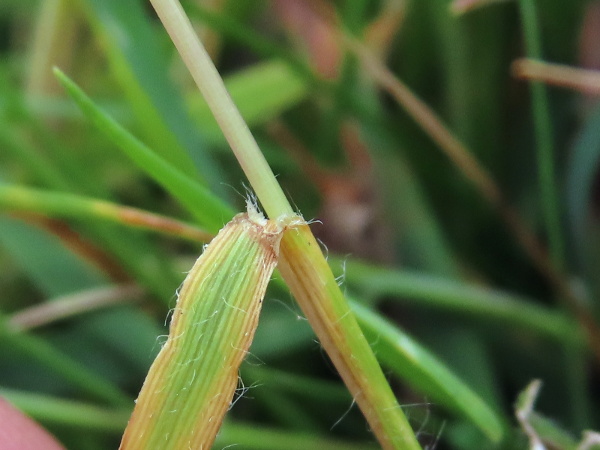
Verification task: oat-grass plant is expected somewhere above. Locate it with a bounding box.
[0,0,599,449]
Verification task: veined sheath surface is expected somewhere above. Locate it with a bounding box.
[120,211,283,450]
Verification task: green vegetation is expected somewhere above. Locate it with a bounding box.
[0,0,598,448]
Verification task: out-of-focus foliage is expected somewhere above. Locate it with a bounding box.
[0,0,599,449]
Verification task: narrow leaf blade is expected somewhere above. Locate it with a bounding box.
[352,301,505,442]
[53,68,234,232]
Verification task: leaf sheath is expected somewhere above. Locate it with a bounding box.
[278,224,422,450]
[120,211,282,449]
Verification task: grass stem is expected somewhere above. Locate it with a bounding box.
[512,58,600,95]
[149,0,293,219]
[0,185,212,243]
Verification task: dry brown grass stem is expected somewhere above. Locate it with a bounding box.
[512,58,600,96]
[9,284,144,331]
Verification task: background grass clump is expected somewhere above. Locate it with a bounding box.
[0,0,599,449]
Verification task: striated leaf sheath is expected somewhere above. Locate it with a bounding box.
[120,210,283,449]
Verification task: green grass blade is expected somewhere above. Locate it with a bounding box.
[1,389,377,449]
[216,422,379,450]
[351,301,505,442]
[79,0,222,187]
[518,0,563,267]
[0,92,184,301]
[53,68,234,232]
[0,388,131,432]
[339,258,582,346]
[0,184,211,243]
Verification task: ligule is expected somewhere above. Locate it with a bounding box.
[120,210,283,450]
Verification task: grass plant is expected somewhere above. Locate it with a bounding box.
[0,1,599,449]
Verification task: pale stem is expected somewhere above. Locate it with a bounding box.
[149,0,293,219]
[512,58,600,95]
[9,285,143,331]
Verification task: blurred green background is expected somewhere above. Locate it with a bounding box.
[0,0,599,448]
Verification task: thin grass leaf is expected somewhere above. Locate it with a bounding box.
[148,0,293,219]
[351,301,505,442]
[518,0,564,267]
[53,68,234,232]
[9,284,143,332]
[26,0,74,98]
[0,91,183,301]
[345,34,570,303]
[512,58,600,95]
[215,422,379,450]
[0,184,212,243]
[339,257,583,346]
[78,0,221,186]
[120,209,283,449]
[1,389,377,449]
[0,388,131,432]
